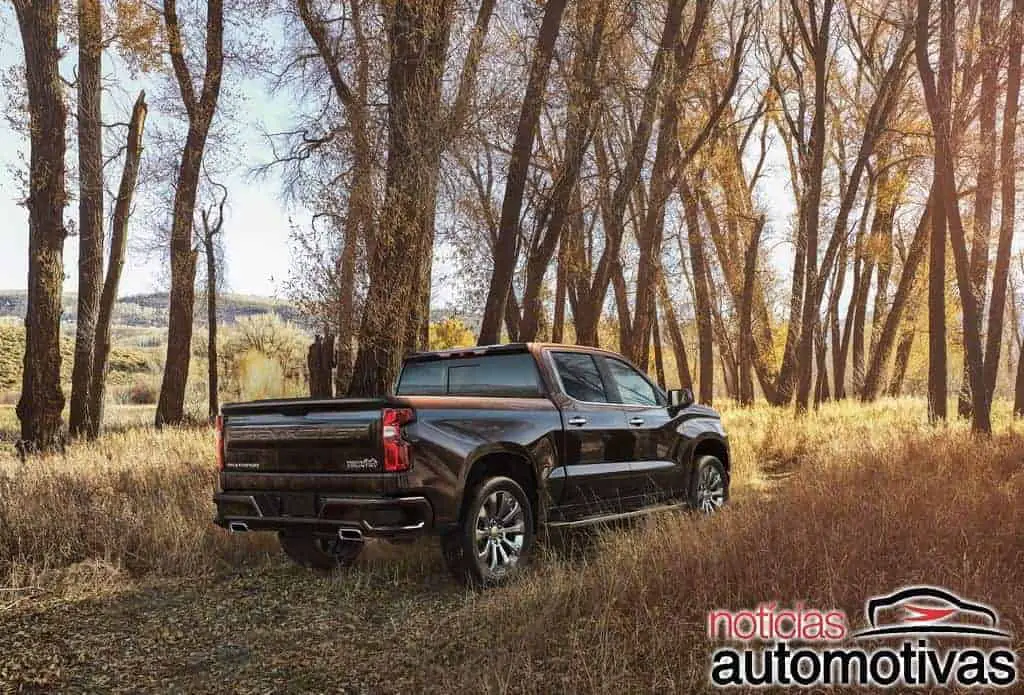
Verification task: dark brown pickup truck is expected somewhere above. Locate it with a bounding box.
[214,342,729,585]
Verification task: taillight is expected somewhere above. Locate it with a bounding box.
[382,408,415,472]
[214,414,225,470]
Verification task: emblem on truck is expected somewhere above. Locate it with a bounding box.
[345,458,379,471]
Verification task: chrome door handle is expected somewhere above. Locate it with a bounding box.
[567,416,587,426]
[628,417,645,426]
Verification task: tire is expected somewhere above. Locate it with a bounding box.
[279,533,363,571]
[688,455,728,514]
[442,476,535,587]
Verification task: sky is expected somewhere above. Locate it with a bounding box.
[0,8,296,300]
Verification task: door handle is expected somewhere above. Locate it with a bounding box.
[567,416,587,426]
[628,417,645,426]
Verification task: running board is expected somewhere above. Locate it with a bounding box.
[546,502,687,529]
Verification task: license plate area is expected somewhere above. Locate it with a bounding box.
[280,493,317,517]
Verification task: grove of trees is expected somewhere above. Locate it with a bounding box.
[8,0,1024,452]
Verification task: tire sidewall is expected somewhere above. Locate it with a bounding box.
[689,455,729,512]
[457,476,535,586]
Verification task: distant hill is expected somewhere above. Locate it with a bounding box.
[0,291,304,328]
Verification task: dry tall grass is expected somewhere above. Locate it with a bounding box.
[0,399,1021,692]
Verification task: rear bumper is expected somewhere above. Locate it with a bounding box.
[213,492,434,539]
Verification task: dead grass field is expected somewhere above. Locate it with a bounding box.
[0,400,1022,693]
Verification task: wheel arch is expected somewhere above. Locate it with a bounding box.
[459,447,540,526]
[683,434,731,493]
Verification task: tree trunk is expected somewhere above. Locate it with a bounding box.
[69,0,103,438]
[334,223,358,394]
[927,184,948,422]
[13,0,68,455]
[349,0,454,396]
[814,324,829,407]
[205,237,218,420]
[982,0,1023,404]
[794,0,836,414]
[681,182,714,404]
[738,216,765,406]
[572,0,690,350]
[955,0,1002,416]
[90,92,147,439]
[477,0,569,345]
[918,0,989,432]
[156,0,225,427]
[1016,330,1024,416]
[518,3,606,342]
[611,258,631,353]
[652,309,666,390]
[888,329,915,397]
[552,239,567,343]
[836,178,875,399]
[861,187,934,400]
[657,269,692,389]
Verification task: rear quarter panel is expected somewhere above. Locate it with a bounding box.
[401,396,563,525]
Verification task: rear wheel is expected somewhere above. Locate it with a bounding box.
[688,455,728,513]
[279,533,363,571]
[442,476,535,586]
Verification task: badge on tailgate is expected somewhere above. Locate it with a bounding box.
[345,457,379,471]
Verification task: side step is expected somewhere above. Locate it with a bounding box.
[546,502,687,530]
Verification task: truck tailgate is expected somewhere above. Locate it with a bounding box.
[220,397,387,476]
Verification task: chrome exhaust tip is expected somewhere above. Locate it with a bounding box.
[338,527,363,542]
[228,521,249,533]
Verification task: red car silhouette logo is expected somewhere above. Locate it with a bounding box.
[853,586,1010,640]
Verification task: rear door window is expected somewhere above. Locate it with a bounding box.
[551,352,609,403]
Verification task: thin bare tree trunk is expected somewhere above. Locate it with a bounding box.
[982,0,1023,404]
[204,239,219,418]
[861,187,934,400]
[571,0,690,349]
[814,324,829,407]
[552,239,567,343]
[657,269,692,389]
[738,216,765,405]
[888,326,916,397]
[1016,320,1024,415]
[477,0,569,344]
[794,0,836,414]
[681,182,713,404]
[13,0,68,455]
[89,92,147,438]
[157,0,225,427]
[69,0,103,438]
[957,0,1001,417]
[918,0,989,432]
[519,2,606,342]
[652,310,666,390]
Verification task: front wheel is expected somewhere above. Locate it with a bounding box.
[442,476,535,586]
[279,533,362,571]
[688,455,728,513]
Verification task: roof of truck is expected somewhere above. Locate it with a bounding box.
[404,342,625,362]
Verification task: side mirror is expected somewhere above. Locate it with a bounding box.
[668,387,694,410]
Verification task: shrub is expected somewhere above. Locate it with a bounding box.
[218,315,308,401]
[125,377,159,405]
